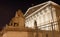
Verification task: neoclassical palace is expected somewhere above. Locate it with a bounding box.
[0,1,60,37]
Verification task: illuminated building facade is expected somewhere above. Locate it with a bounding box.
[0,1,60,37]
[24,1,60,37]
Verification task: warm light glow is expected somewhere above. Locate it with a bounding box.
[25,7,59,31]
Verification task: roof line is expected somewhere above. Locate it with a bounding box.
[26,3,50,19]
[24,1,49,16]
[50,1,60,7]
[24,1,60,18]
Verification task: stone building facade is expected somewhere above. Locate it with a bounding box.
[24,1,60,37]
[0,1,60,37]
[2,10,41,37]
[2,10,26,37]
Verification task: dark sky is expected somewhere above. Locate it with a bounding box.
[0,0,60,30]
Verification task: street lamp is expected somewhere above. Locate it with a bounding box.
[34,20,38,37]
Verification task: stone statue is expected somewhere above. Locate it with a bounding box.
[9,9,25,28]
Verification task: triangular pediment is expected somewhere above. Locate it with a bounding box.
[24,1,60,17]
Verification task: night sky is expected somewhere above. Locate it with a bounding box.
[0,0,60,30]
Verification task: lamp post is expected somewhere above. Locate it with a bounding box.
[34,21,38,37]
